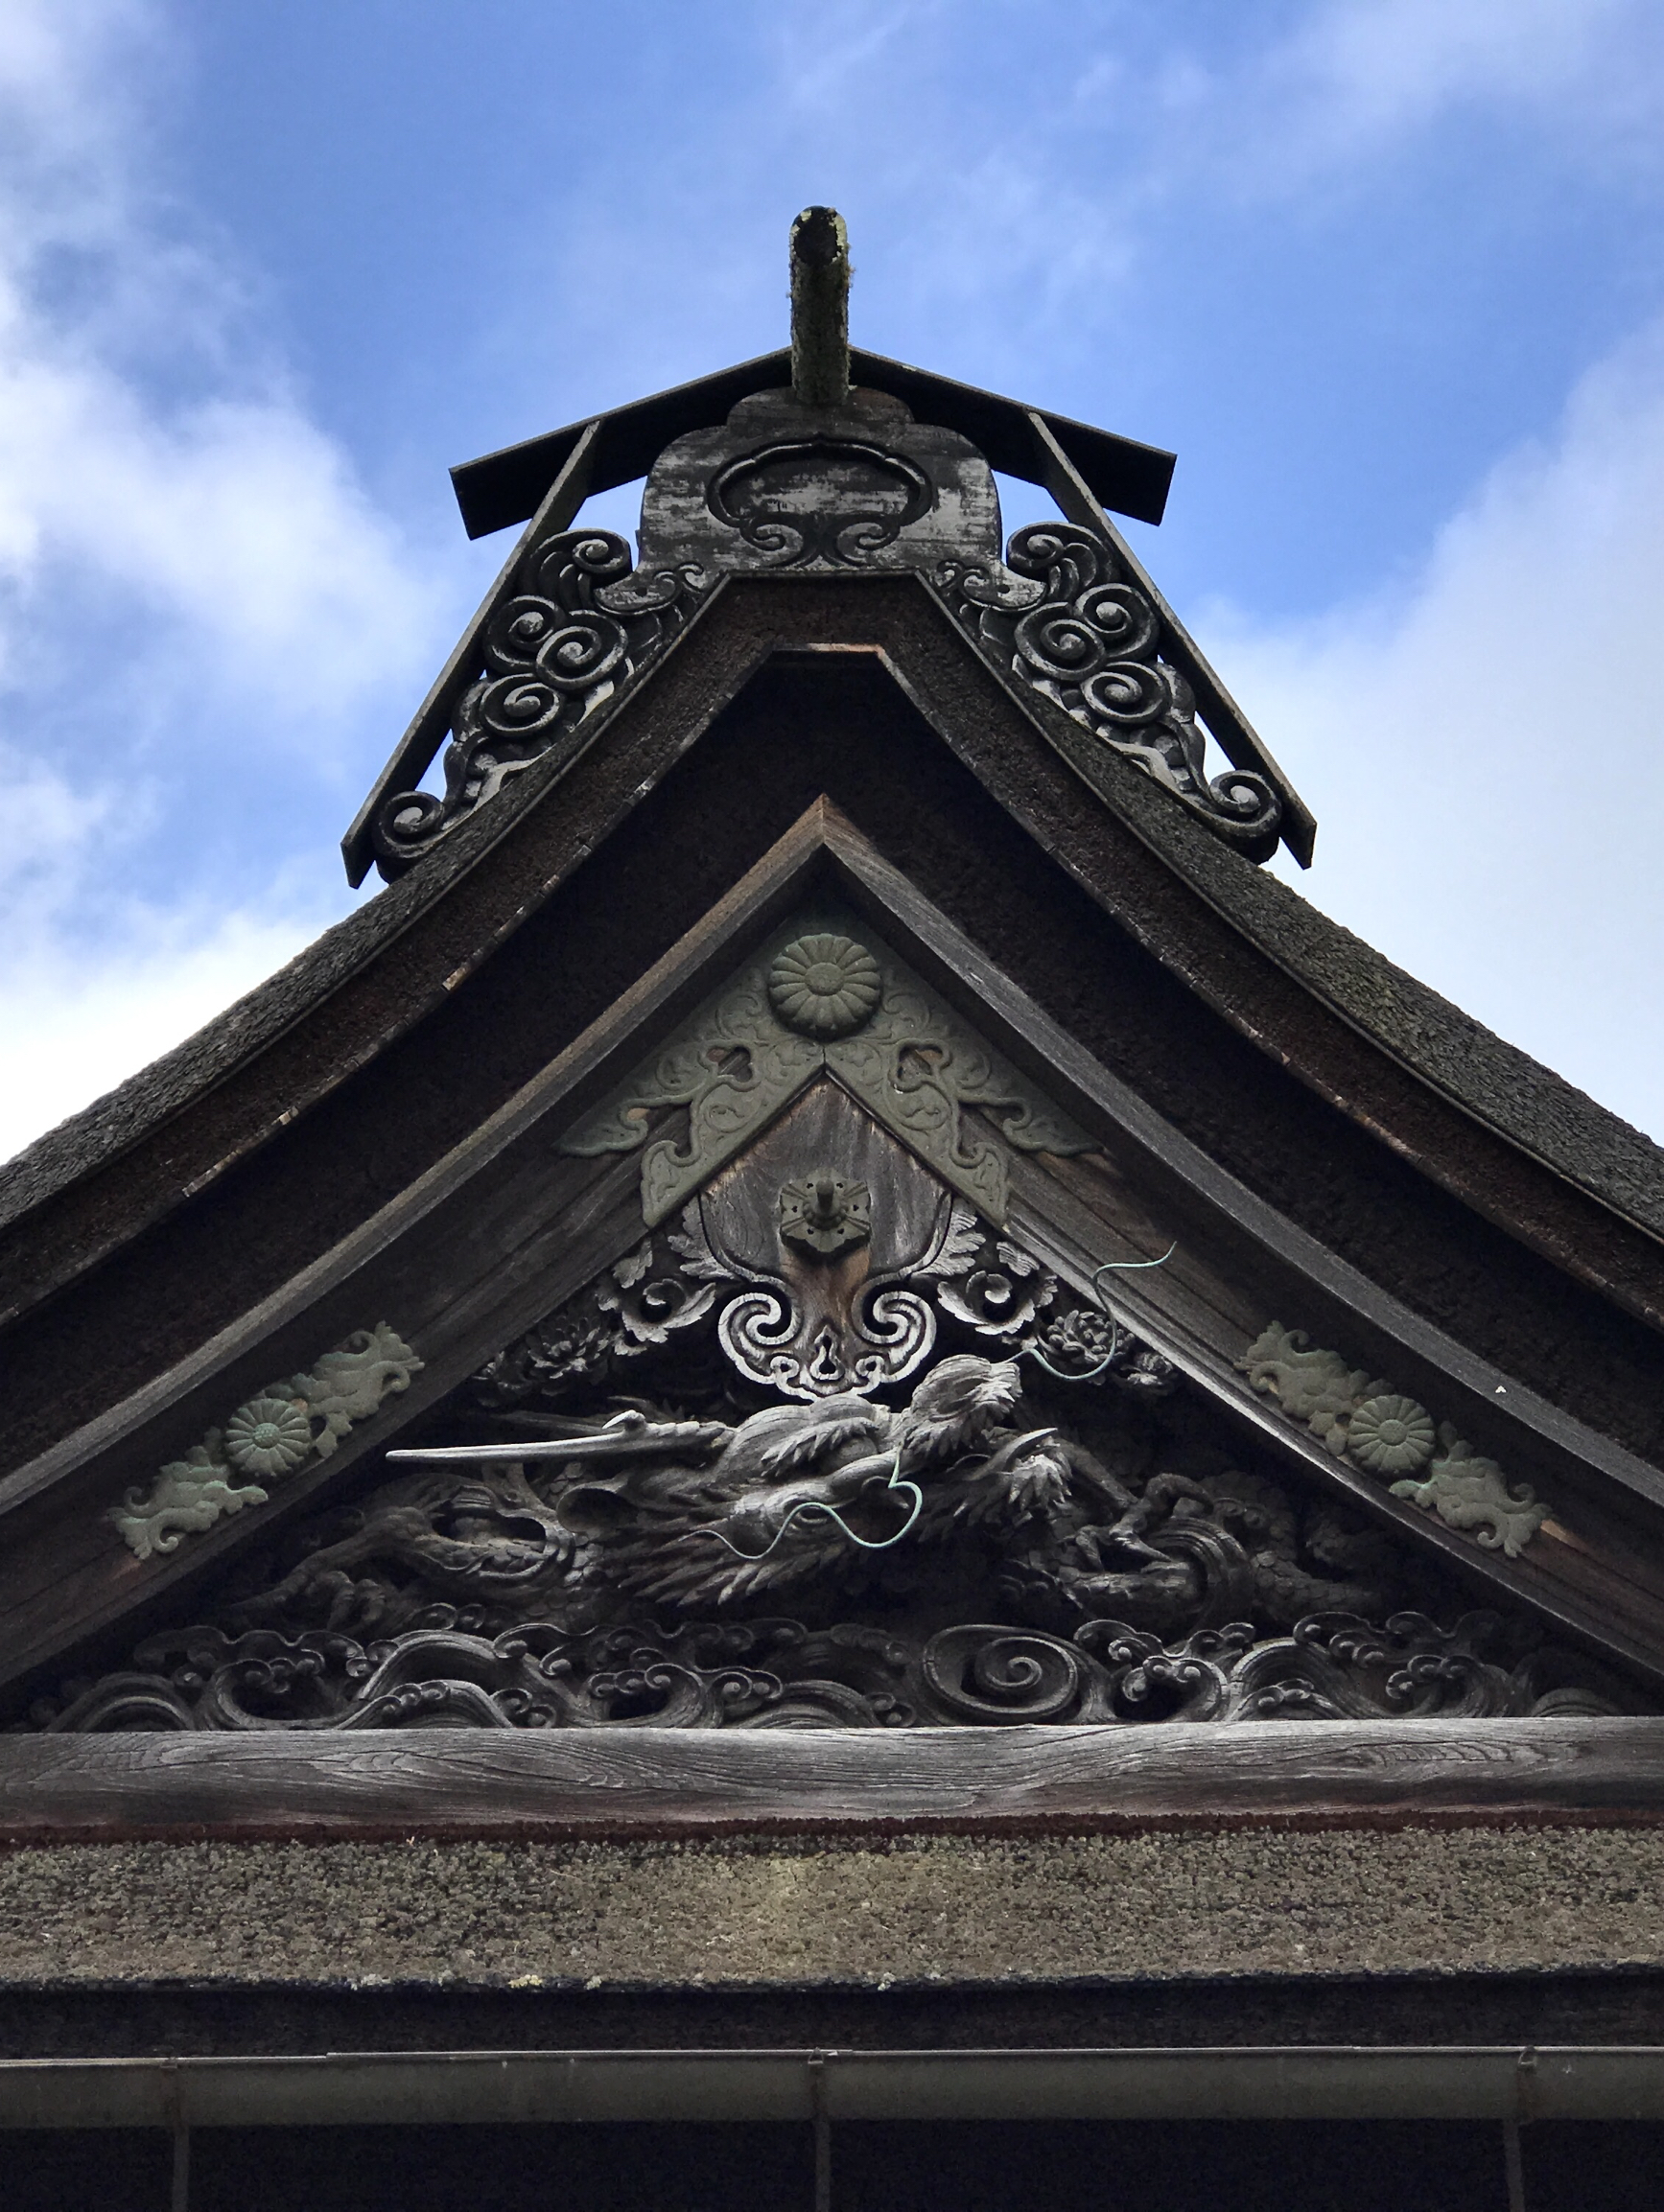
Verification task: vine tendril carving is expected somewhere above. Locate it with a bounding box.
[370,529,708,873]
[941,524,1283,862]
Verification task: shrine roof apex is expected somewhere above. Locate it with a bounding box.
[448,344,1178,545]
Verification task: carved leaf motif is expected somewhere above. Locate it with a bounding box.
[558,919,1090,1225]
[111,1323,423,1560]
[1391,1430,1549,1558]
[109,1437,268,1564]
[1237,1321,1549,1557]
[290,1323,424,1459]
[1236,1322,1382,1455]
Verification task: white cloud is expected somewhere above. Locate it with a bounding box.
[0,894,316,1163]
[0,0,434,729]
[1226,320,1664,1138]
[0,0,442,1165]
[1254,0,1664,179]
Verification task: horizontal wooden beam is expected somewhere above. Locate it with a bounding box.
[449,348,1176,538]
[5,1718,1664,1844]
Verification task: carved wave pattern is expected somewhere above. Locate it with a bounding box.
[24,1607,1631,1735]
[941,524,1282,862]
[371,530,707,873]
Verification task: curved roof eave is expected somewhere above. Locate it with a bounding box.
[1,568,1660,1274]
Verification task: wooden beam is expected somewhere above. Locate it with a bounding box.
[449,349,1177,539]
[4,1718,1664,1843]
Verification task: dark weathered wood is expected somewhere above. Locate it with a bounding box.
[822,810,1664,1524]
[13,572,1662,1383]
[11,797,1664,1702]
[1023,408,1317,871]
[450,348,1176,540]
[4,1719,1664,1844]
[341,418,605,887]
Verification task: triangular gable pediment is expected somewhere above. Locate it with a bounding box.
[9,804,1664,1727]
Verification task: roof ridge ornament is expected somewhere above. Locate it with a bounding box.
[789,206,851,407]
[343,219,1315,882]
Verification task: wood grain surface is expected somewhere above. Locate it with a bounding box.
[5,1717,1664,1844]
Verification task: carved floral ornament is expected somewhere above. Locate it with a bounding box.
[560,922,1091,1225]
[111,1323,423,1562]
[1235,1323,1550,1558]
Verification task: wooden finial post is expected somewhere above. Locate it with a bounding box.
[790,207,851,407]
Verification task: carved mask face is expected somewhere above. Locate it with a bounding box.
[778,1175,873,1257]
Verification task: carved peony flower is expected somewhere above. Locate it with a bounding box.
[1348,1393,1436,1478]
[767,933,882,1036]
[223,1394,314,1479]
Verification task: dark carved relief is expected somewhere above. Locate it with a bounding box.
[370,529,707,873]
[31,1334,1636,1733]
[940,524,1283,861]
[30,1193,1638,1732]
[633,385,1003,582]
[552,1083,1090,1405]
[34,1098,1638,1734]
[706,438,934,568]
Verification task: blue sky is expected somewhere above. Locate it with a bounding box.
[3,0,1664,1156]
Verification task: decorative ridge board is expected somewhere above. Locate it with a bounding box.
[936,523,1283,862]
[558,910,1092,1225]
[366,527,738,880]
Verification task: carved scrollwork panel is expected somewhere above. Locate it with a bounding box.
[939,523,1283,862]
[35,1602,1636,1737]
[369,528,709,873]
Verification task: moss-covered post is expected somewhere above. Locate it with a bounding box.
[790,206,851,407]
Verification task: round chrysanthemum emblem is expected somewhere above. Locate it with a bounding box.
[1348,1393,1436,1477]
[767,934,882,1036]
[224,1394,314,1479]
